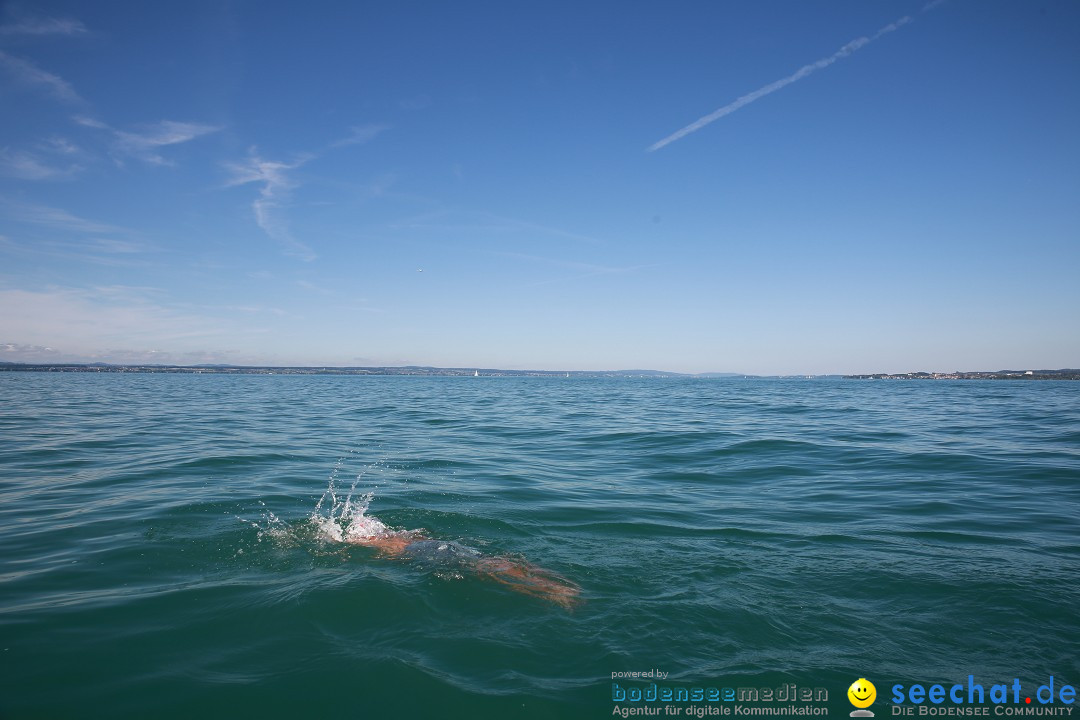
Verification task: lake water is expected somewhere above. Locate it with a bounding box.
[1,373,1078,718]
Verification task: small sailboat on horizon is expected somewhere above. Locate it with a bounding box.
[474,370,479,377]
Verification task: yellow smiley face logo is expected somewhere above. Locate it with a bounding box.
[848,678,876,708]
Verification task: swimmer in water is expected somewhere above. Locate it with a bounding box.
[345,525,581,609]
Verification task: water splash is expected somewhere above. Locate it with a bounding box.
[236,500,298,547]
[309,455,423,546]
[311,488,392,543]
[239,452,427,558]
[236,457,582,607]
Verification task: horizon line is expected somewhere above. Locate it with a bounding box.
[1,360,1076,378]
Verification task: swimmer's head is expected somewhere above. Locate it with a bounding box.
[343,514,391,542]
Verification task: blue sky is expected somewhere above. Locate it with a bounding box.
[1,0,1077,374]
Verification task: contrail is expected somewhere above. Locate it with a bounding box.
[648,15,913,152]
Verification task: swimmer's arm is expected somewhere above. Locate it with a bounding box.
[350,534,418,556]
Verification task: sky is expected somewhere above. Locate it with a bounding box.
[1,0,1078,375]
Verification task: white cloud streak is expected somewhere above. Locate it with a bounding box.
[0,148,81,179]
[0,50,82,103]
[331,124,389,148]
[112,120,221,165]
[73,117,221,165]
[0,16,87,36]
[647,15,913,152]
[1,197,124,234]
[41,137,81,155]
[222,123,386,260]
[497,251,624,275]
[225,152,317,261]
[0,199,150,266]
[0,286,236,360]
[391,209,608,246]
[73,115,108,129]
[0,234,155,269]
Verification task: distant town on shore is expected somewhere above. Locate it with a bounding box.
[843,369,1080,380]
[1,362,1077,380]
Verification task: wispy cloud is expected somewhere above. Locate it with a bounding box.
[0,136,88,180]
[2,194,146,264]
[72,115,108,129]
[0,231,156,269]
[498,251,650,288]
[0,286,238,359]
[497,251,623,274]
[399,95,432,111]
[391,209,608,246]
[0,343,85,363]
[0,50,82,103]
[0,340,397,368]
[41,137,81,155]
[73,117,221,165]
[0,197,153,265]
[0,148,82,179]
[647,15,913,152]
[331,123,389,148]
[1,197,124,234]
[225,151,317,261]
[113,120,221,165]
[223,124,387,260]
[90,238,146,254]
[0,16,87,36]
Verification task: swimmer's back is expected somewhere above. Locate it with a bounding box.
[402,539,481,567]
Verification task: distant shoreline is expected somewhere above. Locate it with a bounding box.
[0,363,707,378]
[0,363,1077,379]
[843,370,1080,380]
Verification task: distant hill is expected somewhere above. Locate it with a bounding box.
[613,369,686,377]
